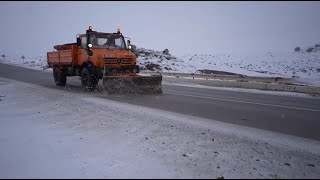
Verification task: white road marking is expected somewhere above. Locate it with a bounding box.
[164,91,320,112]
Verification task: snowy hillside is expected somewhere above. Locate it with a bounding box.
[0,55,49,71]
[135,45,320,87]
[137,46,320,79]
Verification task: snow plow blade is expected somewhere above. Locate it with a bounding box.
[102,75,162,94]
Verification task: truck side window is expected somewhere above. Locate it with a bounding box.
[98,38,108,46]
[115,38,124,48]
[81,37,87,49]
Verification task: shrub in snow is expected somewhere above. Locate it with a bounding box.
[1,54,5,58]
[145,63,161,71]
[144,52,151,56]
[306,48,314,52]
[21,55,25,60]
[163,49,170,55]
[315,44,320,48]
[294,47,300,52]
[139,66,146,70]
[164,55,172,60]
[300,68,307,73]
[164,66,172,70]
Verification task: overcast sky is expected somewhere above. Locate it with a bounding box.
[0,1,320,57]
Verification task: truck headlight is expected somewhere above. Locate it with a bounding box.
[88,44,93,48]
[128,45,132,50]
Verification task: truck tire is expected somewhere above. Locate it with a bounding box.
[53,67,66,86]
[81,68,98,91]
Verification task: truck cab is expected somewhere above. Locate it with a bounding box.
[77,27,139,76]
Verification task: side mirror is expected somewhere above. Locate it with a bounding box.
[77,38,81,46]
[127,40,132,50]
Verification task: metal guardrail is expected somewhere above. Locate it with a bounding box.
[139,70,294,84]
[139,70,320,95]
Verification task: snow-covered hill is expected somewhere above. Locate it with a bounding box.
[0,55,48,71]
[136,46,320,79]
[135,45,320,87]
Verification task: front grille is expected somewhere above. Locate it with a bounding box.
[104,58,132,65]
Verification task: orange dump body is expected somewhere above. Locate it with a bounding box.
[47,43,77,66]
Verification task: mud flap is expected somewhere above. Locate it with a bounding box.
[102,75,162,94]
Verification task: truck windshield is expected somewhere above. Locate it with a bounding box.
[88,33,126,49]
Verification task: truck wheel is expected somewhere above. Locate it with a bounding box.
[53,67,66,86]
[81,68,98,91]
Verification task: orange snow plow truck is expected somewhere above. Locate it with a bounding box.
[47,26,162,94]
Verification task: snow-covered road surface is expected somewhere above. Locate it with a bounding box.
[0,77,319,178]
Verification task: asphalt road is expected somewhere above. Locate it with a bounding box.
[1,62,320,141]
